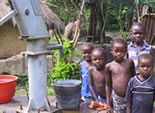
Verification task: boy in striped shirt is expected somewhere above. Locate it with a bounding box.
[127,22,152,73]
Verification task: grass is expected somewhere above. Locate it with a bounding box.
[15,86,55,96]
[16,75,56,96]
[15,86,27,96]
[47,86,55,96]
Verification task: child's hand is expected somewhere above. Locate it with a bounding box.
[106,107,113,113]
[88,100,95,109]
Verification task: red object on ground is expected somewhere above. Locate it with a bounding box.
[88,100,110,111]
[0,75,18,103]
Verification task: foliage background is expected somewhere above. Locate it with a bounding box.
[48,40,80,81]
[46,0,134,32]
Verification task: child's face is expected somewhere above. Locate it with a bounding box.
[92,51,106,69]
[131,25,144,44]
[112,43,126,62]
[82,47,92,62]
[138,58,153,77]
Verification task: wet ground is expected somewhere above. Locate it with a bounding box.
[63,111,79,113]
[1,96,155,113]
[0,96,108,113]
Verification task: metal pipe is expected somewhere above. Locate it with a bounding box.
[47,44,64,56]
[26,39,50,111]
[0,10,17,26]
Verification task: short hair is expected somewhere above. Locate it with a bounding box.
[131,22,144,31]
[111,38,127,50]
[92,47,106,60]
[138,53,154,65]
[81,42,94,50]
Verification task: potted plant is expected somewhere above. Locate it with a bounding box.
[48,39,81,110]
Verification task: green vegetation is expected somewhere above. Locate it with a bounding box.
[16,0,155,96]
[138,0,155,9]
[46,0,84,24]
[48,39,80,82]
[46,0,155,41]
[16,74,55,96]
[46,0,134,42]
[16,75,28,96]
[16,40,81,96]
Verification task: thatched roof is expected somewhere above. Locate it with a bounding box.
[0,0,64,31]
[0,0,10,18]
[41,2,65,32]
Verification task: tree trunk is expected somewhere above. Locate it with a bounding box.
[88,4,97,42]
[88,0,106,43]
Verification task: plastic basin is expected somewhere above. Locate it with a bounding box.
[0,75,18,103]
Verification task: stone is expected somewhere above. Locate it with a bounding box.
[0,53,53,76]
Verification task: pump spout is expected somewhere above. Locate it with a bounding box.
[0,10,17,26]
[47,44,64,56]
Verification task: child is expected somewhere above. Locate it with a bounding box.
[80,43,94,102]
[126,53,155,113]
[128,22,152,72]
[105,38,135,113]
[89,48,107,102]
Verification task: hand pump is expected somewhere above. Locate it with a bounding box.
[0,0,63,112]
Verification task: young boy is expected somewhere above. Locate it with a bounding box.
[126,53,155,113]
[105,38,135,113]
[89,48,107,102]
[128,22,152,72]
[80,43,94,102]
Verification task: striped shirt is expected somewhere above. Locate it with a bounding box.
[126,75,155,113]
[127,41,152,72]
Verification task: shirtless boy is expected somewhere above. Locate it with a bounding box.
[89,48,107,102]
[105,38,135,113]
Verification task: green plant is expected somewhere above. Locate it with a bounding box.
[117,4,128,32]
[48,39,80,82]
[120,31,130,41]
[16,74,29,96]
[46,0,84,23]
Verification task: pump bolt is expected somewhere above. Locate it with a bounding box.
[25,9,30,15]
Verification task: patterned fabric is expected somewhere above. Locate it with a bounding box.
[80,61,91,101]
[112,91,127,113]
[127,41,151,72]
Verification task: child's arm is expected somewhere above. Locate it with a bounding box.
[125,79,133,113]
[88,67,98,101]
[105,64,112,107]
[126,101,131,113]
[129,59,136,77]
[150,47,155,61]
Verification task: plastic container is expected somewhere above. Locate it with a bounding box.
[0,75,18,103]
[53,80,81,110]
